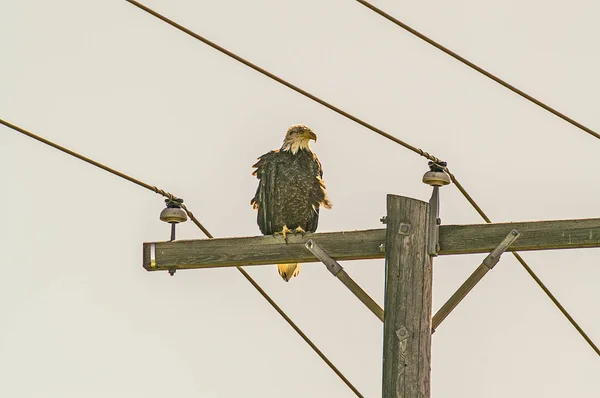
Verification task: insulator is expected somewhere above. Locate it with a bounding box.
[422,171,451,187]
[423,161,451,187]
[160,207,188,223]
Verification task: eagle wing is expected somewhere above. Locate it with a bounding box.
[305,152,331,231]
[251,150,278,235]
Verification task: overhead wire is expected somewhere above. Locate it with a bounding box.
[354,0,600,357]
[121,0,486,217]
[0,117,364,397]
[124,0,599,357]
[0,118,212,237]
[354,0,600,141]
[122,1,441,161]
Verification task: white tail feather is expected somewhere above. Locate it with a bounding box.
[277,263,301,282]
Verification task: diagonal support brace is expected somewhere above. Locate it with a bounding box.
[432,229,520,332]
[305,239,384,322]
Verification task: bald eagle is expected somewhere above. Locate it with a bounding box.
[251,125,332,281]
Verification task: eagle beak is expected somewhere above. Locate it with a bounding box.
[308,131,317,142]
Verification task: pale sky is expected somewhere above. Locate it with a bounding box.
[1,0,599,397]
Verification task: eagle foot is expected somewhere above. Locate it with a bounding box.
[274,225,294,243]
[293,226,306,238]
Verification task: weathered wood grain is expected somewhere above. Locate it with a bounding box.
[143,229,386,271]
[382,194,431,398]
[142,218,600,271]
[439,217,600,254]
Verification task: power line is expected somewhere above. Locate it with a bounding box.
[124,0,599,357]
[449,166,599,357]
[120,0,487,227]
[512,252,600,356]
[0,117,364,397]
[352,1,600,355]
[237,268,364,398]
[0,118,212,236]
[122,1,441,162]
[354,0,600,141]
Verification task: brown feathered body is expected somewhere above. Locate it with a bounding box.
[251,125,331,281]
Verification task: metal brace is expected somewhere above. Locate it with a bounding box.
[483,229,521,269]
[305,240,343,276]
[427,186,441,256]
[431,229,520,332]
[305,240,384,322]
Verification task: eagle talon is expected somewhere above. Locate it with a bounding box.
[274,225,293,243]
[294,226,306,238]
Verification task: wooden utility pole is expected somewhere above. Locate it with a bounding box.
[142,197,600,397]
[382,195,432,398]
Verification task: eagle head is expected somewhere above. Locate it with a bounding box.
[281,124,317,154]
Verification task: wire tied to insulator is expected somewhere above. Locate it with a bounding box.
[428,160,447,173]
[417,149,443,164]
[151,186,175,201]
[164,197,184,208]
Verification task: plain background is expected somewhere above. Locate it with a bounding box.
[1,0,599,397]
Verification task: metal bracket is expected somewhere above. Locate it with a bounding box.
[305,240,343,276]
[150,243,157,268]
[398,223,412,236]
[483,229,520,269]
[427,186,441,256]
[306,240,384,322]
[431,229,520,332]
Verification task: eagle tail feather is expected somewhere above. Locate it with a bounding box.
[277,263,300,282]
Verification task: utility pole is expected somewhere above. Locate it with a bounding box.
[382,194,432,398]
[144,195,600,397]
